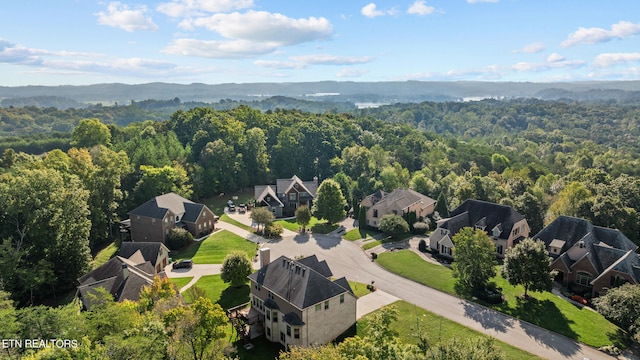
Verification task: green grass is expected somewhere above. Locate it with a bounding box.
[362,240,382,250]
[343,227,380,241]
[202,189,254,215]
[171,229,257,264]
[91,241,119,269]
[170,277,193,290]
[181,275,250,310]
[357,301,543,360]
[220,213,254,232]
[310,221,339,234]
[376,250,622,348]
[274,216,322,232]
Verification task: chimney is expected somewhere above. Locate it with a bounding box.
[313,176,318,186]
[259,248,271,268]
[121,263,129,280]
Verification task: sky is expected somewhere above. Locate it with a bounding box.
[1,0,640,86]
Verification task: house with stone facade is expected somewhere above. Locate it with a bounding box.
[127,192,216,243]
[533,215,640,297]
[430,199,530,259]
[360,188,436,228]
[254,175,318,218]
[247,253,356,347]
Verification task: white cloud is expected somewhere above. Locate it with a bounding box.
[254,54,373,69]
[467,0,499,3]
[593,52,640,68]
[361,3,394,18]
[547,53,565,62]
[157,0,254,18]
[407,1,435,16]
[183,11,332,45]
[95,2,158,32]
[515,42,545,54]
[562,20,640,47]
[336,68,368,78]
[163,38,279,58]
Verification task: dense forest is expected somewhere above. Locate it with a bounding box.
[2,97,640,357]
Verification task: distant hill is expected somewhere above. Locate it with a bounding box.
[3,81,640,106]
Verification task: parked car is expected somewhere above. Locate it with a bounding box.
[228,204,236,212]
[173,259,193,269]
[238,204,246,213]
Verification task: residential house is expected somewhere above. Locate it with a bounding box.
[361,188,436,228]
[254,175,318,217]
[430,199,529,259]
[127,192,216,243]
[118,242,170,273]
[76,252,162,310]
[533,215,640,297]
[247,254,357,347]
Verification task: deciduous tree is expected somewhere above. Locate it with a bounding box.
[593,283,640,342]
[295,205,312,233]
[379,214,409,239]
[71,118,112,148]
[452,227,497,293]
[220,251,253,288]
[313,179,347,224]
[500,238,555,298]
[251,207,275,233]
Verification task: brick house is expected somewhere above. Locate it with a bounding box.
[247,254,356,347]
[430,199,530,259]
[360,188,436,228]
[254,175,318,217]
[533,215,640,297]
[118,242,170,273]
[127,192,216,243]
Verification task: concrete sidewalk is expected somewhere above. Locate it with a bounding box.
[356,290,400,319]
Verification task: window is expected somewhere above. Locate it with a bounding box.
[198,224,201,230]
[266,310,271,321]
[164,217,168,224]
[392,210,397,215]
[513,227,519,236]
[280,332,285,342]
[266,328,271,337]
[576,271,593,286]
[496,245,503,255]
[315,304,321,311]
[203,211,206,218]
[273,311,278,323]
[289,193,297,201]
[340,294,345,304]
[324,300,329,310]
[373,209,378,218]
[286,325,291,337]
[294,328,300,339]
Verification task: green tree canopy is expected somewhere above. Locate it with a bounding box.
[593,283,640,342]
[452,227,497,293]
[379,214,410,238]
[71,118,112,148]
[312,179,347,224]
[251,206,275,233]
[295,205,312,233]
[500,238,555,297]
[220,251,253,288]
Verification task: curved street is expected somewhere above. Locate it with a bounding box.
[168,214,614,360]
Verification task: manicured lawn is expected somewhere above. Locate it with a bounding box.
[274,216,337,233]
[201,189,254,215]
[170,277,193,290]
[343,227,380,241]
[220,213,253,232]
[358,301,543,360]
[347,280,371,298]
[181,275,250,310]
[376,250,622,348]
[91,241,119,269]
[171,229,256,264]
[362,240,382,250]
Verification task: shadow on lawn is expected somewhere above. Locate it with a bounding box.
[508,296,581,358]
[218,284,250,311]
[170,240,203,260]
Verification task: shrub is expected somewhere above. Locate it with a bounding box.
[166,227,193,250]
[418,239,428,252]
[413,222,430,235]
[264,223,284,238]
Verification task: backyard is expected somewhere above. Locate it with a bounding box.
[376,250,623,349]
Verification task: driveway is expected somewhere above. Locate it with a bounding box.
[180,219,613,360]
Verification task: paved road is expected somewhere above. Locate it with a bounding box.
[175,217,614,360]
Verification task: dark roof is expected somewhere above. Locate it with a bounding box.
[118,242,168,266]
[248,255,349,309]
[181,203,206,223]
[264,298,279,309]
[444,199,525,240]
[128,192,213,222]
[283,312,305,326]
[297,255,333,278]
[333,277,353,295]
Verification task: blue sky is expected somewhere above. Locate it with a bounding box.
[1,0,640,86]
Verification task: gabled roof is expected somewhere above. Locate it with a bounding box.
[276,175,318,197]
[361,190,387,208]
[128,192,213,222]
[248,255,350,309]
[440,199,524,240]
[255,185,285,207]
[118,242,169,267]
[77,255,156,309]
[365,188,436,215]
[297,255,333,278]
